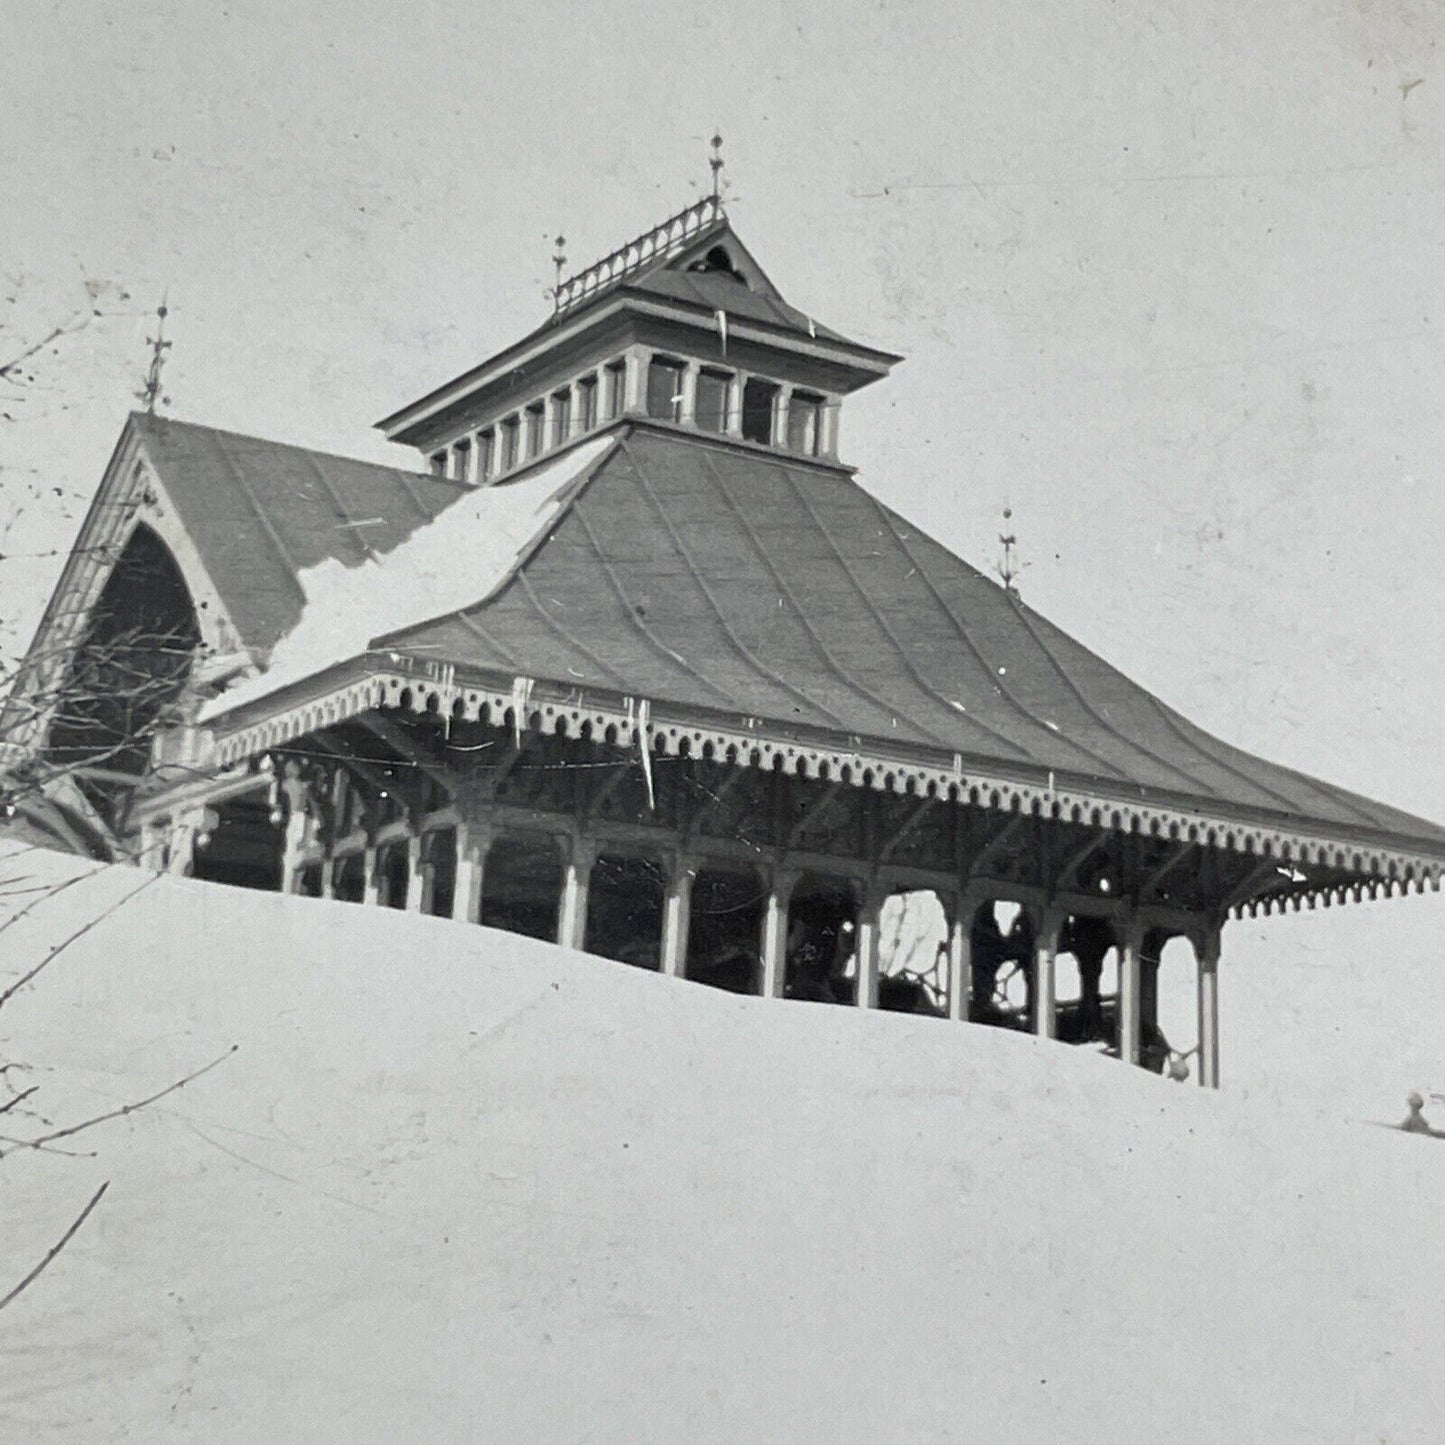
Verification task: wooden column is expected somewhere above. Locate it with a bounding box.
[623,346,650,414]
[947,890,980,1022]
[1118,915,1142,1066]
[1035,907,1064,1040]
[279,810,309,895]
[452,822,492,924]
[726,371,747,438]
[854,880,885,1010]
[679,360,700,428]
[558,839,595,952]
[404,832,426,912]
[166,815,198,876]
[661,856,695,977]
[760,866,797,999]
[1197,927,1221,1090]
[361,845,381,907]
[820,393,842,459]
[774,383,793,448]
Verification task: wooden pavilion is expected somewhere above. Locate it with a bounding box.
[8,189,1444,1087]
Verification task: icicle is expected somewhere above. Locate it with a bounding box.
[715,309,728,355]
[510,675,534,749]
[637,698,656,812]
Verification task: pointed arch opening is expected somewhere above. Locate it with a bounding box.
[45,523,202,824]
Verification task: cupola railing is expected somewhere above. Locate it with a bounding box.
[552,195,724,317]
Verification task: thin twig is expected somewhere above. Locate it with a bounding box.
[0,1085,38,1116]
[0,1181,109,1312]
[0,874,159,1012]
[4,1045,238,1156]
[0,864,106,942]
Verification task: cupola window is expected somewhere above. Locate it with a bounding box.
[601,361,626,422]
[578,375,598,430]
[525,402,545,456]
[501,415,520,470]
[741,378,779,445]
[787,393,824,456]
[450,436,471,481]
[647,357,685,423]
[695,369,729,433]
[551,389,572,447]
[476,427,495,480]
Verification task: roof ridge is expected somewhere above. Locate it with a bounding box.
[130,411,455,488]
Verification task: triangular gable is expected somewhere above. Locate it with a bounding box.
[654,219,786,301]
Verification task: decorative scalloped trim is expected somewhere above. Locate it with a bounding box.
[210,668,1445,913]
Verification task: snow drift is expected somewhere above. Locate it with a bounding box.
[2,844,1443,1443]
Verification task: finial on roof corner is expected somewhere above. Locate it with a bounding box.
[709,132,726,206]
[546,235,568,313]
[996,504,1028,598]
[136,296,172,415]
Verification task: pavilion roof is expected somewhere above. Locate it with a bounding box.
[135,414,1445,876]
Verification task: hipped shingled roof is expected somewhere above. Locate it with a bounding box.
[131,414,1445,871]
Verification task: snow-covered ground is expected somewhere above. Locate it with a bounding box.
[2,844,1443,1444]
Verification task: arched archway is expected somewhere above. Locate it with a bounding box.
[45,524,201,824]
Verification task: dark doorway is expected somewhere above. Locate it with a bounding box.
[687,867,765,994]
[784,876,857,1005]
[189,796,283,892]
[375,839,409,909]
[424,828,457,918]
[481,834,564,941]
[332,852,365,904]
[584,853,667,969]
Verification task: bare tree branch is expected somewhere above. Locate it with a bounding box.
[0,1180,108,1312]
[0,874,160,1013]
[1,1045,239,1158]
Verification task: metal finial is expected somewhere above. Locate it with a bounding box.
[548,235,568,313]
[136,298,172,414]
[709,132,725,201]
[996,504,1026,596]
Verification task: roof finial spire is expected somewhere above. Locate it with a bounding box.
[996,504,1027,597]
[709,132,725,204]
[552,234,567,288]
[136,297,171,414]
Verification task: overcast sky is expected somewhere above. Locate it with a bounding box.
[3,0,1441,1110]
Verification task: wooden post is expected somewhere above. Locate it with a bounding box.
[760,866,797,999]
[1035,907,1064,1040]
[726,371,747,438]
[558,839,595,952]
[452,822,492,924]
[1119,915,1142,1066]
[404,832,426,912]
[361,845,380,907]
[1198,927,1221,1089]
[279,809,309,895]
[623,346,650,414]
[166,816,197,877]
[679,361,700,428]
[855,880,884,1010]
[774,383,793,448]
[661,857,695,977]
[820,393,842,459]
[947,891,979,1022]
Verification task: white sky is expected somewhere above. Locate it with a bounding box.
[2,0,1442,1108]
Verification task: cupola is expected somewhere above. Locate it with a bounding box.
[377,190,902,484]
